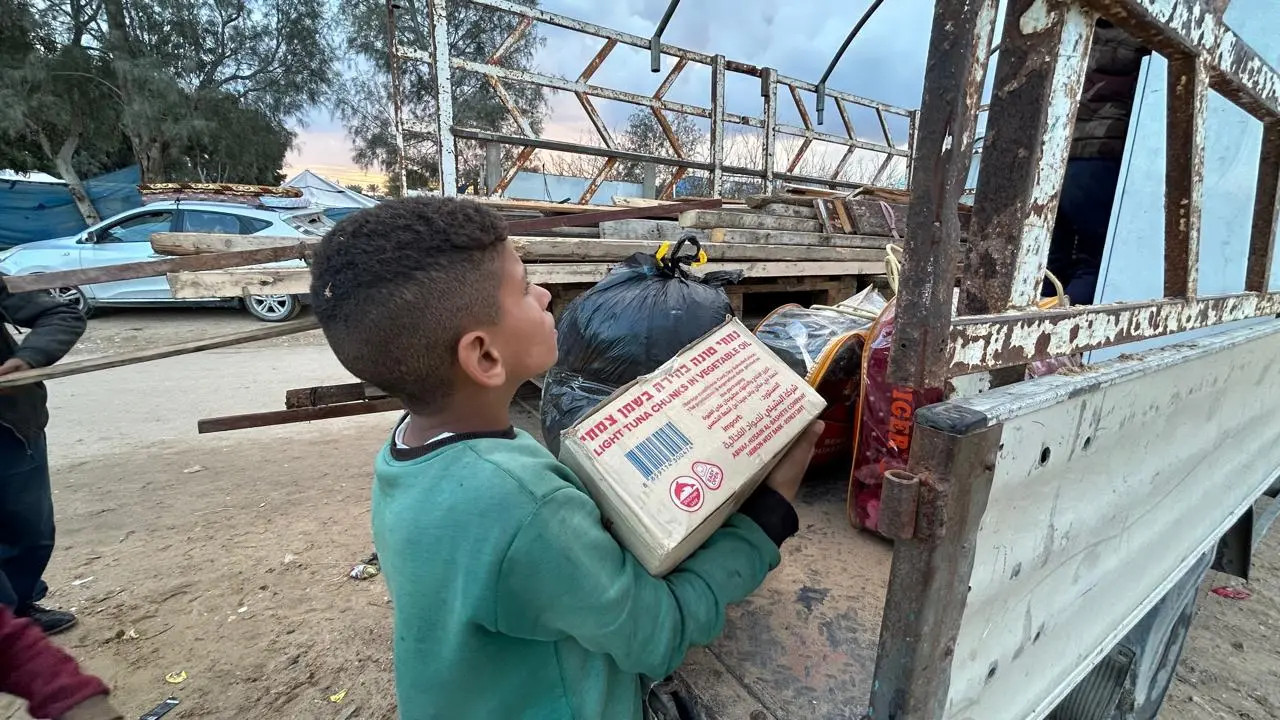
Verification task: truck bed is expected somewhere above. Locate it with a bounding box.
[678,472,892,720]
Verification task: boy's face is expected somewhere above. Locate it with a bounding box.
[491,241,558,381]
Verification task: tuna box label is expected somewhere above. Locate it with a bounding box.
[560,317,826,576]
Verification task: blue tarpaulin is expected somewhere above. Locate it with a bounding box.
[0,165,143,248]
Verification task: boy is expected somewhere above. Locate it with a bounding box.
[310,197,821,719]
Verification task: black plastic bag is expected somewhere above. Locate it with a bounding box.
[541,237,741,455]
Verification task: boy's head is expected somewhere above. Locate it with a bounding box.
[310,197,557,414]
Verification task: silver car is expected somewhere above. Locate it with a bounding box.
[0,200,330,322]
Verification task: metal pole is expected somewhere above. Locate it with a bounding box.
[709,54,726,197]
[649,0,681,72]
[815,0,887,125]
[386,0,408,197]
[427,0,458,196]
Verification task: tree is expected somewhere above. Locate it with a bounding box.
[100,0,336,181]
[334,0,547,190]
[613,108,705,185]
[0,0,132,223]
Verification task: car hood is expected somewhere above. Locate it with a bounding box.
[10,235,81,252]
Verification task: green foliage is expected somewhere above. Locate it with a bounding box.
[334,0,547,189]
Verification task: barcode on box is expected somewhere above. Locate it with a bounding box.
[624,422,693,481]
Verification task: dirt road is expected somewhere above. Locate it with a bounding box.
[2,309,1277,719]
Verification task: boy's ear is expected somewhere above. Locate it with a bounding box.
[457,329,507,389]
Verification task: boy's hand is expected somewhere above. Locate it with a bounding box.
[764,421,824,504]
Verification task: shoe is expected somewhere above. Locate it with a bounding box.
[17,603,78,635]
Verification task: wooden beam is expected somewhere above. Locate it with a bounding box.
[169,260,886,298]
[507,198,723,233]
[285,381,387,409]
[151,232,304,256]
[708,227,893,250]
[2,243,313,294]
[679,209,822,233]
[198,398,405,434]
[759,203,818,220]
[473,197,603,214]
[510,237,883,263]
[599,220,708,243]
[0,317,321,389]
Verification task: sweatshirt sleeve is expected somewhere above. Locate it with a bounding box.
[493,485,794,679]
[0,606,117,720]
[0,281,86,368]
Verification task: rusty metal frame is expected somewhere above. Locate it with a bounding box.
[403,0,915,200]
[872,0,1280,718]
[889,0,1280,389]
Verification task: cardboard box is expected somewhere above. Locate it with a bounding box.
[559,317,827,575]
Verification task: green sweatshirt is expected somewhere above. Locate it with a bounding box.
[372,426,797,720]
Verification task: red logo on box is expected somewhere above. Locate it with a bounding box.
[670,477,704,512]
[691,461,725,490]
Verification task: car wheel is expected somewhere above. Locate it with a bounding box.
[244,294,301,322]
[48,286,93,318]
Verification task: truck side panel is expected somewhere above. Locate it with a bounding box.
[934,321,1280,719]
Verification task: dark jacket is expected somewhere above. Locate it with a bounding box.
[1072,21,1150,159]
[1,276,86,445]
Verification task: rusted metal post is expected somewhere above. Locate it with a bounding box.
[906,109,918,188]
[484,142,501,195]
[815,0,887,125]
[886,0,998,389]
[386,0,408,197]
[958,0,1095,318]
[710,54,726,197]
[761,68,778,192]
[868,412,1003,719]
[426,0,457,196]
[1165,54,1209,298]
[1247,121,1280,292]
[878,469,921,540]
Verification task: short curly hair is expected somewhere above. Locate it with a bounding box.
[309,197,508,412]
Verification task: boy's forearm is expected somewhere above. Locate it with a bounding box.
[495,486,796,680]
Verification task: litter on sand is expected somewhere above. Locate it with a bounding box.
[349,551,380,581]
[1211,586,1252,600]
[164,671,188,684]
[329,689,348,703]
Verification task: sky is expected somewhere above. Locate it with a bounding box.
[283,0,940,188]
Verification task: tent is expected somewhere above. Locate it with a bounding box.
[0,166,143,247]
[282,170,378,209]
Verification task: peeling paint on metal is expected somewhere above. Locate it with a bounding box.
[1019,0,1056,34]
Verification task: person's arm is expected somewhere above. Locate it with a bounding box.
[0,280,87,375]
[0,606,122,720]
[494,485,796,680]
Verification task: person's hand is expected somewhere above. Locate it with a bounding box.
[0,357,32,377]
[764,420,824,504]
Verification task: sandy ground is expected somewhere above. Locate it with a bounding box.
[1,307,1277,720]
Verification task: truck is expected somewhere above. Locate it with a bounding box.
[650,0,1280,718]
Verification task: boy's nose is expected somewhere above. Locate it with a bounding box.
[533,284,552,310]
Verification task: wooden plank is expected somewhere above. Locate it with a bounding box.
[759,203,818,220]
[708,227,893,250]
[744,194,824,209]
[679,209,822,234]
[2,243,312,294]
[813,200,838,234]
[285,381,386,409]
[473,197,603,214]
[508,198,723,233]
[832,198,855,234]
[198,398,405,434]
[610,195,745,209]
[152,232,302,256]
[598,220,708,243]
[169,260,887,299]
[511,237,884,263]
[0,317,321,389]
